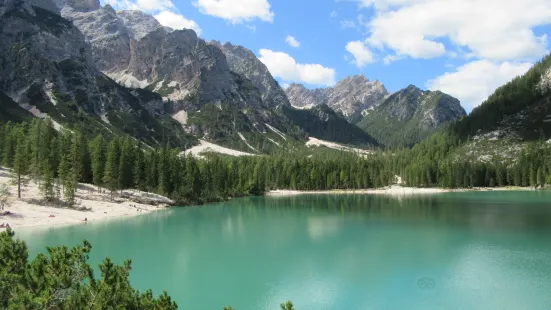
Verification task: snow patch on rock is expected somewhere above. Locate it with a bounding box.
[100,113,110,124]
[183,140,256,159]
[153,80,165,92]
[108,71,149,89]
[238,132,258,152]
[267,138,280,146]
[306,137,373,156]
[291,103,315,110]
[172,110,187,125]
[265,123,287,141]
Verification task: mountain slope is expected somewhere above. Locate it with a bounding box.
[357,85,466,148]
[285,75,389,122]
[451,53,551,142]
[51,0,306,152]
[280,104,379,147]
[211,41,289,108]
[0,0,196,147]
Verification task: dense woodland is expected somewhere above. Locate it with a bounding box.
[1,117,550,210]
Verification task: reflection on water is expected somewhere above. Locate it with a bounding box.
[17,191,551,310]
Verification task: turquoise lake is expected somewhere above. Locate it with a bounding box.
[17,191,551,309]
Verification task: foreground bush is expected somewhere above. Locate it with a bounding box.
[0,228,177,309]
[0,229,296,309]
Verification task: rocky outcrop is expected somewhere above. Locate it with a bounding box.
[118,10,165,41]
[58,3,131,73]
[285,75,389,121]
[212,41,289,108]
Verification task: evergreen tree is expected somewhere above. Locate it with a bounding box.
[11,126,29,199]
[89,134,106,191]
[133,148,146,191]
[103,139,121,199]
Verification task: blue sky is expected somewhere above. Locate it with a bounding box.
[105,0,551,112]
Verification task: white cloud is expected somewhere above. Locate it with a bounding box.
[105,0,175,12]
[340,20,356,29]
[383,54,401,64]
[330,10,338,18]
[285,36,301,48]
[356,0,551,61]
[258,49,336,86]
[103,0,202,35]
[193,0,274,24]
[154,11,202,35]
[280,82,290,89]
[345,41,375,67]
[427,60,533,111]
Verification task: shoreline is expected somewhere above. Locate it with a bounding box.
[0,169,173,230]
[266,185,534,196]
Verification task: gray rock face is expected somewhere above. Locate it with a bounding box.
[53,0,267,112]
[118,10,164,41]
[0,0,194,148]
[285,83,329,109]
[57,2,130,73]
[285,75,388,121]
[212,41,289,108]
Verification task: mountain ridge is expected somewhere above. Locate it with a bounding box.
[357,85,466,147]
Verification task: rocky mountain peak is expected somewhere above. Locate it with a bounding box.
[285,75,388,121]
[118,10,165,41]
[214,41,289,107]
[357,85,466,147]
[55,0,99,11]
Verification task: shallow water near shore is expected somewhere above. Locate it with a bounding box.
[18,191,551,310]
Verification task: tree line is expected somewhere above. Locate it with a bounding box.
[0,118,396,206]
[390,132,551,188]
[1,118,550,209]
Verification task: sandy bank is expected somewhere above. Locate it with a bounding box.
[0,168,173,230]
[266,185,533,196]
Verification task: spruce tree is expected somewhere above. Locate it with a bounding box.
[2,123,14,168]
[133,149,146,191]
[89,134,106,191]
[537,167,545,187]
[11,127,29,199]
[103,139,121,199]
[118,138,135,191]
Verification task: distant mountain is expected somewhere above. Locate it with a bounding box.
[357,85,466,148]
[285,75,389,122]
[280,104,379,147]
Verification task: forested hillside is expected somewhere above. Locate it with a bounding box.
[357,85,466,148]
[280,104,379,146]
[451,53,551,141]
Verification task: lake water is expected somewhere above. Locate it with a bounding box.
[17,191,551,310]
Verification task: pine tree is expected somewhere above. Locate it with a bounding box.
[537,167,545,187]
[133,148,146,191]
[2,123,15,168]
[103,139,121,199]
[11,127,29,199]
[89,134,105,191]
[41,148,56,201]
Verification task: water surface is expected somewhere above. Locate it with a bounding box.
[18,191,551,310]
